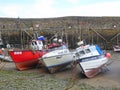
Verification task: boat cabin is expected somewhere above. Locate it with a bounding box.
[75,45,104,59]
[30,40,43,50]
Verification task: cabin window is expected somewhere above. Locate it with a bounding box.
[75,53,80,57]
[32,42,34,45]
[79,50,85,56]
[85,49,91,53]
[34,41,37,45]
[61,45,67,49]
[38,41,41,44]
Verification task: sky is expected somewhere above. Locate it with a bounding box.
[0,0,120,18]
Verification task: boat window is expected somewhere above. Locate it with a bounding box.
[32,42,34,45]
[75,53,80,57]
[79,50,85,55]
[48,45,67,52]
[85,49,91,53]
[61,45,67,49]
[38,41,42,44]
[34,41,37,45]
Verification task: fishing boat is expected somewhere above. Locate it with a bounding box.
[0,55,13,62]
[9,50,46,70]
[40,45,75,73]
[0,39,13,62]
[9,36,47,70]
[113,45,120,52]
[75,44,111,78]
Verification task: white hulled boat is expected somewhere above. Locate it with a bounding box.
[40,45,75,73]
[75,44,111,78]
[113,45,120,52]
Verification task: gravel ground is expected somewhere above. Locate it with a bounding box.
[0,69,118,90]
[0,50,120,90]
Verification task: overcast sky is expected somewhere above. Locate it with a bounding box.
[0,0,120,18]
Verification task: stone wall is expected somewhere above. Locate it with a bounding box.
[0,16,120,49]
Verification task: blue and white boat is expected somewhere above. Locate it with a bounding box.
[75,44,111,78]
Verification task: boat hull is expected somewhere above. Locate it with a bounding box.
[41,53,74,73]
[113,46,120,52]
[79,55,108,78]
[15,59,39,70]
[9,50,46,70]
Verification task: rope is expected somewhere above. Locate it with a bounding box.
[0,58,7,70]
[64,61,78,90]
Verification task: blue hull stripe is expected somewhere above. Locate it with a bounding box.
[77,54,105,62]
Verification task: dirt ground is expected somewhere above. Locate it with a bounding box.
[0,50,120,88]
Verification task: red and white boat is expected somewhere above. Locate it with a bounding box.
[9,37,47,70]
[9,50,46,70]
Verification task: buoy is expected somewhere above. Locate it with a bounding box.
[105,53,111,58]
